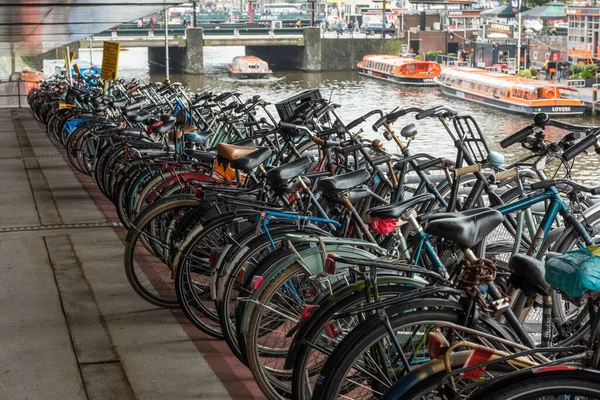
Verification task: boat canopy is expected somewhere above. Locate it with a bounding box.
[439,68,580,100]
[231,56,270,72]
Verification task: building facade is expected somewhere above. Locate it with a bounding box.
[567,7,600,62]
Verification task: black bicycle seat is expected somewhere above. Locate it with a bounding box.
[425,208,504,249]
[184,131,213,145]
[111,99,128,108]
[151,120,175,135]
[509,254,551,297]
[126,111,152,123]
[229,147,272,172]
[318,169,370,192]
[368,193,435,219]
[183,149,217,160]
[267,156,312,183]
[161,114,176,123]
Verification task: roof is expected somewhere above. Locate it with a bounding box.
[480,4,531,19]
[441,68,577,90]
[1,1,185,56]
[362,54,436,65]
[520,2,566,20]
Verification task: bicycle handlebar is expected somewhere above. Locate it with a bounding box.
[346,109,383,131]
[500,125,535,149]
[562,130,599,161]
[415,105,458,120]
[530,178,600,195]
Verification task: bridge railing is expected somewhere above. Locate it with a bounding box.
[94,27,306,38]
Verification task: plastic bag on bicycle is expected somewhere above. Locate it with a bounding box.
[545,246,600,297]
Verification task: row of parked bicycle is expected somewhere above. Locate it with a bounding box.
[28,71,600,400]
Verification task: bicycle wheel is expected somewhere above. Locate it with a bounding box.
[124,195,201,308]
[291,281,417,400]
[475,370,600,400]
[311,305,502,400]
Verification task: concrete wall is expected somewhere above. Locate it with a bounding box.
[248,28,403,71]
[148,29,201,74]
[24,41,80,72]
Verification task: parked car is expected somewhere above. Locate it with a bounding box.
[360,21,393,35]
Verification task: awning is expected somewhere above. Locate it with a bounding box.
[480,5,530,19]
[520,2,566,21]
[0,1,185,56]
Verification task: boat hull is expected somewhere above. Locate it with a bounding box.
[228,70,272,79]
[439,85,587,116]
[358,68,437,86]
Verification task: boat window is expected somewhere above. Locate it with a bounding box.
[417,64,425,70]
[406,64,416,74]
[530,90,537,100]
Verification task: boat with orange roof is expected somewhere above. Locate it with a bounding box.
[436,67,586,116]
[357,54,441,86]
[228,56,272,79]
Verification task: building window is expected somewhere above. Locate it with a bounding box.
[533,51,538,60]
[545,53,550,60]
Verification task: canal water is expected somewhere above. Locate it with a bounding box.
[85,46,600,183]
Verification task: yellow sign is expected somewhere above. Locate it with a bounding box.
[64,49,75,68]
[101,41,120,80]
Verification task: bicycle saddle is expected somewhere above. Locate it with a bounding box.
[267,156,312,182]
[184,131,213,145]
[509,254,550,297]
[216,143,257,160]
[424,207,504,249]
[183,149,217,160]
[161,114,176,123]
[110,99,128,108]
[151,120,175,134]
[229,147,272,172]
[126,111,152,123]
[318,169,370,192]
[367,193,435,219]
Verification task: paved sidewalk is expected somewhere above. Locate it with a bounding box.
[0,109,263,400]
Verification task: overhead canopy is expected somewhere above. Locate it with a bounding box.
[481,4,530,19]
[520,2,566,20]
[0,1,185,56]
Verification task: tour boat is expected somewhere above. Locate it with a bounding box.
[228,56,272,79]
[9,69,44,83]
[436,68,586,116]
[357,54,441,86]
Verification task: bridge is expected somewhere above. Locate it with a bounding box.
[73,28,404,74]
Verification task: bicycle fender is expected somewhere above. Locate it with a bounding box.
[380,351,472,400]
[284,275,424,370]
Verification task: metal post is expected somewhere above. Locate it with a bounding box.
[89,37,93,66]
[65,46,73,85]
[593,85,597,115]
[311,0,315,27]
[164,9,170,82]
[249,0,253,23]
[382,0,386,39]
[193,1,197,28]
[517,10,522,72]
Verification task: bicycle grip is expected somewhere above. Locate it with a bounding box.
[562,133,598,161]
[499,125,535,149]
[454,164,481,177]
[492,168,518,183]
[279,122,300,131]
[415,107,440,120]
[372,115,387,131]
[337,143,364,154]
[530,180,556,191]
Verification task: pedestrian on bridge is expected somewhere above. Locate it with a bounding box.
[296,19,302,28]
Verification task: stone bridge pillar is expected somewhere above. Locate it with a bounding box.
[300,27,322,71]
[185,28,204,74]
